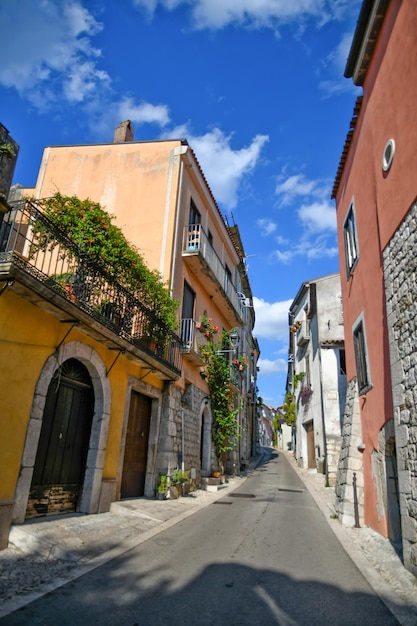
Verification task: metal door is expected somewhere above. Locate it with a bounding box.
[27,359,94,518]
[121,391,152,498]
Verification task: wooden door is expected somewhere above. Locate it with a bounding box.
[121,391,152,498]
[306,421,316,469]
[27,359,94,518]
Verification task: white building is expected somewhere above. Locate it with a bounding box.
[288,273,347,485]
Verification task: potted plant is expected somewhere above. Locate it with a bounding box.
[300,385,313,405]
[169,468,189,498]
[198,315,220,339]
[233,355,248,371]
[156,475,168,500]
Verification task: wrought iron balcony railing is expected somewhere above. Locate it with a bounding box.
[0,199,182,374]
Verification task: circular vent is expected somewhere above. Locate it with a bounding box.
[382,139,395,172]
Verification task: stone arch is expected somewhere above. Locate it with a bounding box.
[13,341,111,522]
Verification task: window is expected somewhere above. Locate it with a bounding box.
[180,281,195,346]
[339,349,346,375]
[343,203,358,277]
[189,198,200,226]
[353,320,371,394]
[225,265,231,294]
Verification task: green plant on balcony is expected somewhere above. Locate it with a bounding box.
[33,192,178,330]
[233,355,248,371]
[198,315,220,339]
[290,320,302,334]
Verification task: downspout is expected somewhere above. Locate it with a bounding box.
[169,145,188,294]
[318,345,330,487]
[181,405,185,472]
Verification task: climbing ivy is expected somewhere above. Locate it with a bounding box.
[200,329,240,470]
[37,192,178,329]
[281,372,304,426]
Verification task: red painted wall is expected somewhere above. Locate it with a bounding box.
[335,0,417,534]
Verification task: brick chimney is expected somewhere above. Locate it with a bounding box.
[113,120,134,143]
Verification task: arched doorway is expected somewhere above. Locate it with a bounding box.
[26,359,95,518]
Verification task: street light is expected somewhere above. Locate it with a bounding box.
[229,329,239,351]
[215,329,240,354]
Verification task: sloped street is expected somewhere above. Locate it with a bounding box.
[2,449,416,625]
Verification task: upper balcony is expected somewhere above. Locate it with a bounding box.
[0,200,182,379]
[182,224,246,327]
[296,320,310,347]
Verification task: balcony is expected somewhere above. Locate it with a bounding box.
[296,320,310,347]
[179,318,205,365]
[0,200,182,378]
[182,224,246,327]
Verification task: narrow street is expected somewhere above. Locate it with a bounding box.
[1,450,401,625]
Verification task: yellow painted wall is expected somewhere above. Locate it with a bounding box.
[0,288,163,500]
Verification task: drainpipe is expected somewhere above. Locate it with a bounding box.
[181,406,185,472]
[318,345,330,487]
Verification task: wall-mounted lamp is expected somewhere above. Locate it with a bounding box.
[229,330,239,350]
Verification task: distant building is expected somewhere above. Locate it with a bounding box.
[260,404,276,447]
[332,0,417,575]
[287,273,346,485]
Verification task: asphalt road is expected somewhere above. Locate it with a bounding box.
[1,449,400,625]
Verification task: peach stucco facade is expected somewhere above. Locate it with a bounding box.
[27,139,245,393]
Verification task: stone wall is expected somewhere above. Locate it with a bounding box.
[334,379,364,527]
[383,201,417,575]
[157,383,209,485]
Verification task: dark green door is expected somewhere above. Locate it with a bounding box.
[27,359,94,518]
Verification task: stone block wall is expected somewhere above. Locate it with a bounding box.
[334,379,364,527]
[383,201,417,575]
[157,384,208,486]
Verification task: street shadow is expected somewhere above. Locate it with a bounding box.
[2,549,415,625]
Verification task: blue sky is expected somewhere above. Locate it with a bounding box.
[0,0,361,408]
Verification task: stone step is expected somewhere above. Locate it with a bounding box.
[201,476,227,492]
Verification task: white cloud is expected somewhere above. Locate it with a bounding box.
[132,0,353,31]
[119,97,171,127]
[297,200,336,233]
[271,170,338,263]
[0,0,105,107]
[319,32,361,98]
[275,172,328,207]
[172,128,268,209]
[253,296,292,341]
[257,218,277,237]
[273,234,339,264]
[257,357,288,376]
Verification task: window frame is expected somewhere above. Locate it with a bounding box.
[343,200,359,278]
[352,315,372,395]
